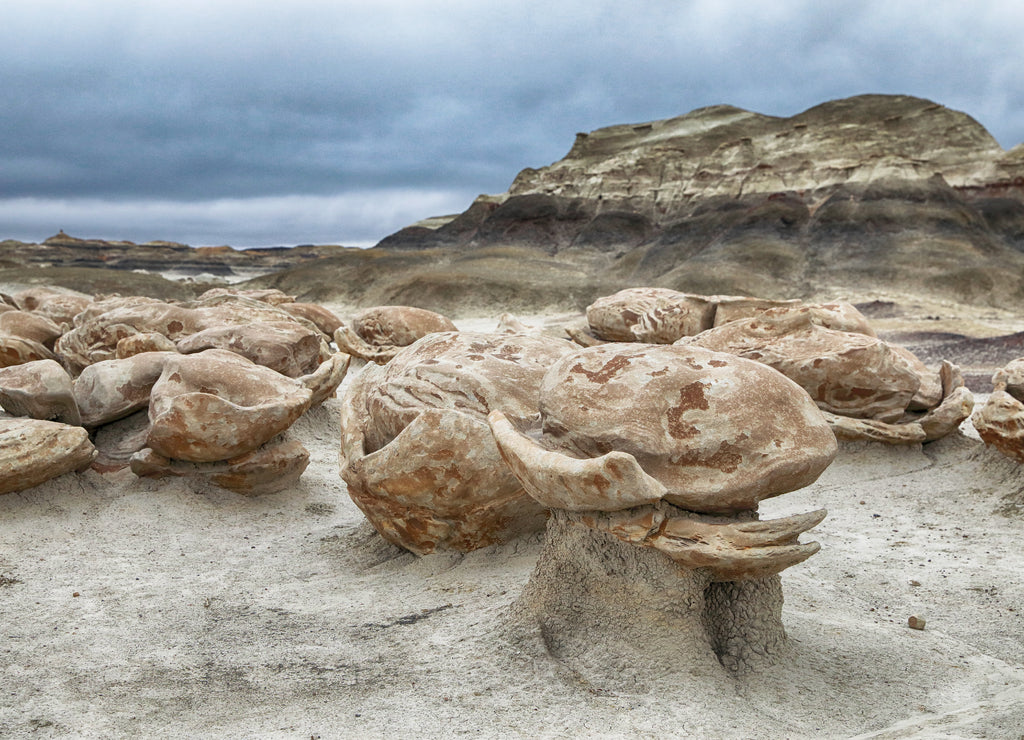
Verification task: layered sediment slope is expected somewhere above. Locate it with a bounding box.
[351,94,1024,310]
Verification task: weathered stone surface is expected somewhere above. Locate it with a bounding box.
[973,389,1024,462]
[57,295,319,372]
[0,360,80,425]
[0,304,67,369]
[822,412,928,445]
[586,287,715,342]
[196,287,295,306]
[13,288,92,326]
[116,332,177,358]
[280,302,343,336]
[340,331,574,554]
[972,360,1024,462]
[577,504,828,582]
[0,311,64,349]
[0,418,96,494]
[711,299,876,337]
[297,352,350,406]
[91,411,150,472]
[0,334,58,367]
[74,352,177,428]
[919,361,973,441]
[584,289,877,347]
[147,349,312,463]
[489,343,836,515]
[820,360,971,443]
[175,321,322,378]
[681,309,921,422]
[992,358,1024,401]
[334,305,458,364]
[130,436,309,495]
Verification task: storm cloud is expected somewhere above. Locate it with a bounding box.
[2,0,1023,246]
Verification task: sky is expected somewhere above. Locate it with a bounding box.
[1,0,1023,248]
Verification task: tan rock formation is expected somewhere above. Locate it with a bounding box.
[334,305,458,364]
[146,349,313,463]
[13,288,92,326]
[0,418,96,494]
[280,302,343,336]
[487,343,835,684]
[130,436,309,495]
[74,352,177,428]
[116,332,177,358]
[0,360,80,425]
[972,360,1024,461]
[175,321,323,378]
[57,294,321,372]
[680,308,923,422]
[0,311,64,350]
[582,288,876,346]
[196,287,295,306]
[340,331,574,554]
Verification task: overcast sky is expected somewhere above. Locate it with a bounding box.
[2,0,1023,247]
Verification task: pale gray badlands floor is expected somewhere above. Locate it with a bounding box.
[2,318,1024,738]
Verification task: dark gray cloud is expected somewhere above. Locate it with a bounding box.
[1,0,1022,246]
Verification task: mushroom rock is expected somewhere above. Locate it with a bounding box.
[146,349,313,463]
[130,436,309,495]
[0,359,80,425]
[487,343,835,684]
[973,360,1024,462]
[74,352,177,428]
[0,418,96,494]
[333,305,458,364]
[340,331,574,554]
[175,321,323,378]
[116,332,177,358]
[679,308,922,422]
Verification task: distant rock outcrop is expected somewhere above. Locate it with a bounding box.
[359,94,1024,310]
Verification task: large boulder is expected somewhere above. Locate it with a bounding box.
[340,331,574,554]
[0,360,80,425]
[0,419,96,494]
[145,349,314,463]
[334,305,458,364]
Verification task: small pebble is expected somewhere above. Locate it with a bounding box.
[909,580,921,587]
[908,616,926,630]
[72,592,80,598]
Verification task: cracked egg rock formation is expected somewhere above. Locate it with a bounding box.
[340,331,575,554]
[488,343,836,686]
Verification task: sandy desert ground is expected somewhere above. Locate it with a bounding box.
[2,309,1024,739]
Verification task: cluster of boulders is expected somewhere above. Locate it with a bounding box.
[340,287,982,559]
[573,288,974,444]
[337,304,848,679]
[0,287,352,495]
